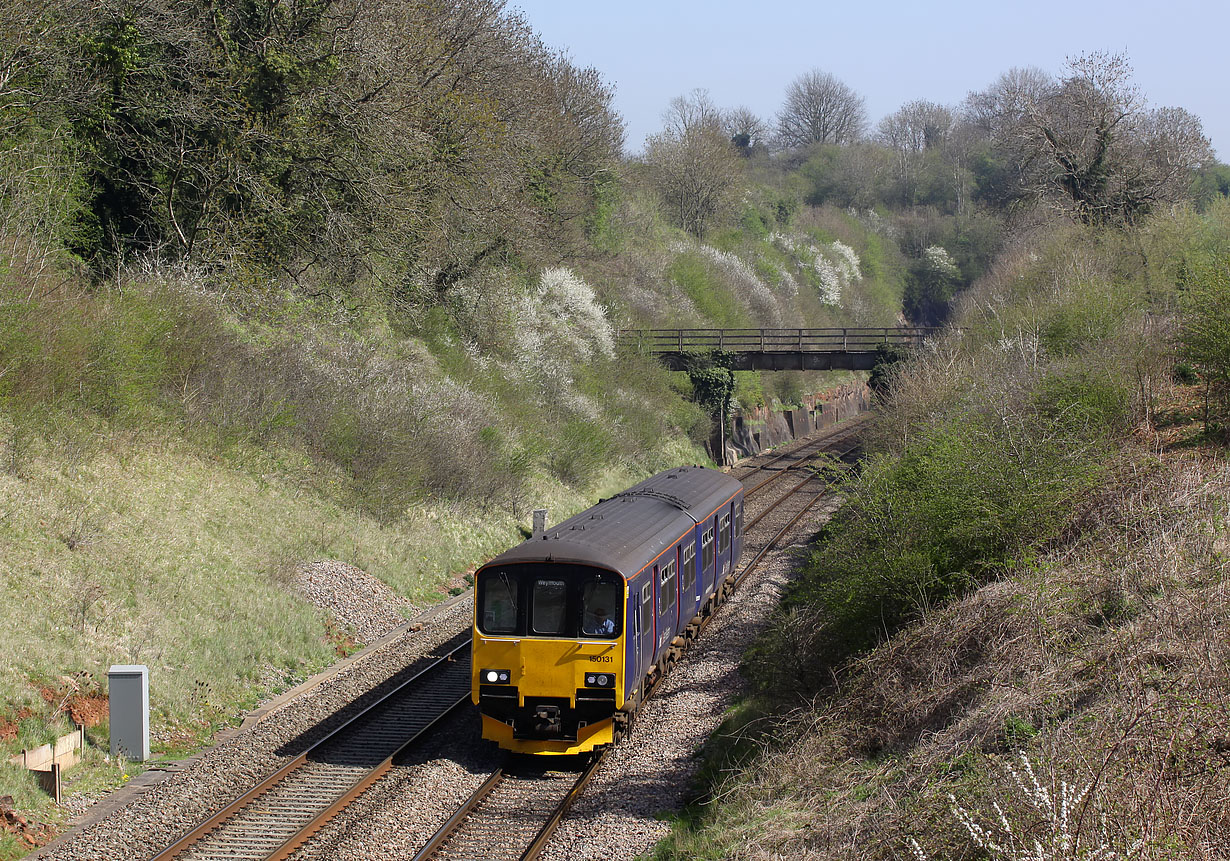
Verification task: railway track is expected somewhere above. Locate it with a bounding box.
[733,413,867,494]
[150,641,472,861]
[737,415,862,540]
[412,756,603,861]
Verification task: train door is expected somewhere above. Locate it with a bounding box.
[733,497,744,563]
[701,521,715,596]
[681,541,697,619]
[717,507,732,586]
[656,557,677,651]
[635,578,654,680]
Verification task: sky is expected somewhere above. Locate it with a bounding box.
[510,0,1227,161]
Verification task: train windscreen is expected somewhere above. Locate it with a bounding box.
[477,564,623,639]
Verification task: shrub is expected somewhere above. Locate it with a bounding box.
[1033,365,1134,435]
[754,403,1109,696]
[1179,257,1230,431]
[903,245,961,326]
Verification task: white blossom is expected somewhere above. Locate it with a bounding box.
[924,245,960,280]
[695,244,785,325]
[768,231,862,306]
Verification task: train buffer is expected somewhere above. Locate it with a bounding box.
[616,327,942,371]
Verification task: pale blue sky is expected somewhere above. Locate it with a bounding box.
[511,0,1227,161]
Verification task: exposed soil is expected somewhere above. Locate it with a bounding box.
[0,707,34,742]
[323,617,361,657]
[32,682,109,728]
[65,695,108,728]
[1,795,55,849]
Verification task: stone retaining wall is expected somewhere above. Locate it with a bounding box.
[729,380,870,459]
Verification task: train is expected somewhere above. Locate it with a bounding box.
[470,465,745,755]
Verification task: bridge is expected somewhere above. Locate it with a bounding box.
[617,327,941,371]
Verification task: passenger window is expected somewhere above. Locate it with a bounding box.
[531,579,567,635]
[719,513,730,554]
[734,502,743,539]
[480,571,519,634]
[658,560,676,614]
[580,578,622,638]
[702,526,714,571]
[682,544,696,598]
[640,582,652,633]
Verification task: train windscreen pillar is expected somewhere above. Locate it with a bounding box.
[108,665,150,761]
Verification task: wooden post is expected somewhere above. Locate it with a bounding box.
[35,764,61,804]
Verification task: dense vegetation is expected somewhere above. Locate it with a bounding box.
[2,0,1228,854]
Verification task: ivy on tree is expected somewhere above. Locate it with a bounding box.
[685,351,737,418]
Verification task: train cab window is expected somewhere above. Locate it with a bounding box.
[734,502,743,539]
[531,579,567,635]
[658,560,677,614]
[480,571,519,634]
[640,582,653,632]
[682,543,696,598]
[701,526,714,572]
[580,577,622,638]
[719,513,730,555]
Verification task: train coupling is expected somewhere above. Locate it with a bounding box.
[533,704,563,734]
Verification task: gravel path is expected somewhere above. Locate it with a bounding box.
[293,560,415,645]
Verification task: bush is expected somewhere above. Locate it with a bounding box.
[1033,365,1134,435]
[753,402,1110,697]
[1179,257,1230,430]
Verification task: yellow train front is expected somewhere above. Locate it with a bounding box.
[471,466,745,755]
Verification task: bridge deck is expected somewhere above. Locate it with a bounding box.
[617,328,939,371]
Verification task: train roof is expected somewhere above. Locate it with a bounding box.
[480,466,743,579]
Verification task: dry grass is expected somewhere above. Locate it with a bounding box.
[660,446,1230,860]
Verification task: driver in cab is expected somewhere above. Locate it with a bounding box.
[584,607,615,636]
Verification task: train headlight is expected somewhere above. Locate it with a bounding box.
[482,668,511,684]
[584,672,615,688]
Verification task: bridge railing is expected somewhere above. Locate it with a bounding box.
[616,327,941,354]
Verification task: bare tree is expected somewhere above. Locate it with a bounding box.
[644,90,743,238]
[723,105,768,154]
[878,100,954,153]
[877,100,955,205]
[660,88,724,137]
[963,66,1052,140]
[965,53,1213,224]
[775,69,867,148]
